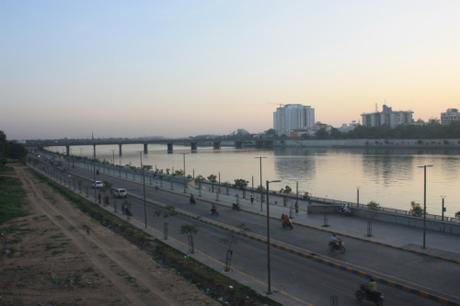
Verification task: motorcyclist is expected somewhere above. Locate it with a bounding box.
[329,233,339,246]
[211,204,218,215]
[367,277,377,293]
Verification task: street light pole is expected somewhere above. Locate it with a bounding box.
[357,187,360,207]
[418,164,433,249]
[441,195,446,221]
[255,156,267,210]
[181,153,187,193]
[265,179,281,295]
[92,132,97,202]
[140,152,147,228]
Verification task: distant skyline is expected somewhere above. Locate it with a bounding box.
[1,1,459,140]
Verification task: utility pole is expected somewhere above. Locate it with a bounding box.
[265,179,281,294]
[92,132,97,202]
[255,156,267,210]
[357,187,360,207]
[418,164,433,249]
[441,195,446,221]
[140,152,147,228]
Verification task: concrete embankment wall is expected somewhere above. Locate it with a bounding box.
[308,204,460,235]
[274,138,460,148]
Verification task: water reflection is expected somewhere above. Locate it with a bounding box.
[273,148,317,182]
[46,145,460,215]
[361,150,414,186]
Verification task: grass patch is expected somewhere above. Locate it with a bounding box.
[31,168,281,306]
[0,176,27,224]
[0,166,15,175]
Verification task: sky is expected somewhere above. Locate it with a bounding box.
[1,0,460,140]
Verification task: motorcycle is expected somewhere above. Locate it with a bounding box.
[281,219,293,230]
[328,240,346,254]
[355,284,384,306]
[211,207,219,216]
[232,203,240,211]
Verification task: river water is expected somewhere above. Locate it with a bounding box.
[47,144,460,217]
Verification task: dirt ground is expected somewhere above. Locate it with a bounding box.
[0,166,219,306]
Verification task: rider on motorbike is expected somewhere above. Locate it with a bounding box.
[367,277,377,293]
[232,202,240,210]
[211,204,218,215]
[329,233,339,246]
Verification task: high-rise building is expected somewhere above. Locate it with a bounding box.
[273,104,315,135]
[361,105,413,128]
[440,108,460,125]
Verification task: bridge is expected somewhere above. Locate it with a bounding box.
[26,137,274,156]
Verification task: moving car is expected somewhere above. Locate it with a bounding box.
[92,180,104,188]
[111,187,128,198]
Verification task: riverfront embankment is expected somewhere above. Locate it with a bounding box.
[274,138,460,148]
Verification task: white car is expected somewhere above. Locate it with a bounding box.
[111,187,128,198]
[92,180,104,188]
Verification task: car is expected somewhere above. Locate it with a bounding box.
[111,187,128,198]
[92,180,104,188]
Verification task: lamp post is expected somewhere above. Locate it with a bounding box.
[441,195,446,221]
[92,133,97,202]
[181,153,188,193]
[265,179,281,295]
[255,156,267,211]
[356,187,360,207]
[418,164,433,249]
[140,152,147,228]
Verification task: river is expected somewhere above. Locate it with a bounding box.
[47,144,460,217]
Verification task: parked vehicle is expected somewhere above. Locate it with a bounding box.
[111,187,128,198]
[92,180,104,189]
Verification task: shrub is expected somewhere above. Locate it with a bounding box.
[409,201,423,217]
[367,201,380,210]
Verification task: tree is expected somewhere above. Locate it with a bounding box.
[173,170,184,176]
[0,130,6,167]
[181,224,198,254]
[194,175,205,184]
[455,211,460,219]
[207,174,217,183]
[367,201,380,210]
[280,185,292,194]
[233,178,249,189]
[409,201,423,217]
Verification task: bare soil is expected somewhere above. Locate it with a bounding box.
[0,166,219,306]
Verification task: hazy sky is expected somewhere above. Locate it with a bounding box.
[1,0,459,139]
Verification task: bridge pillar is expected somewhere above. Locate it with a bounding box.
[118,144,122,156]
[235,141,243,149]
[190,142,197,153]
[65,145,70,156]
[143,143,148,154]
[167,143,173,154]
[213,141,221,150]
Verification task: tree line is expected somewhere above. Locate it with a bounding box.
[310,121,460,140]
[0,130,27,166]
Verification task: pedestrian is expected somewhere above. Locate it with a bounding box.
[250,194,254,205]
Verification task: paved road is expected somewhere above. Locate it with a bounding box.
[32,155,453,305]
[66,161,460,300]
